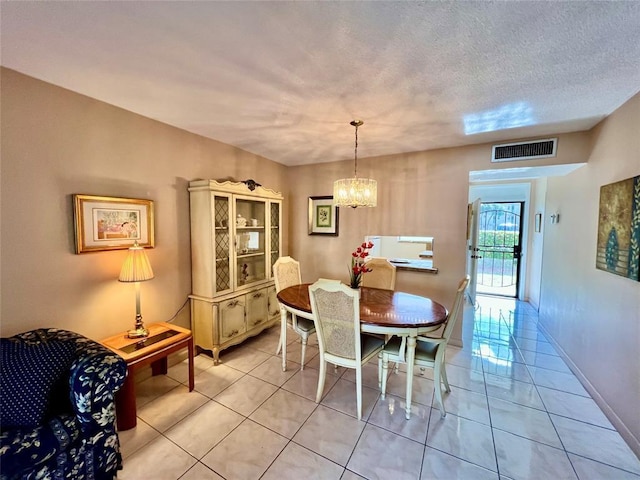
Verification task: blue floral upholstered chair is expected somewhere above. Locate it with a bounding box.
[1,328,127,480]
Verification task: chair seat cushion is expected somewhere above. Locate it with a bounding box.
[294,317,316,333]
[382,337,403,355]
[0,338,76,428]
[415,339,438,362]
[383,336,439,363]
[361,334,385,358]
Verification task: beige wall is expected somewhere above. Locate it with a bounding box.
[0,68,288,340]
[287,131,591,344]
[540,92,640,454]
[4,66,637,452]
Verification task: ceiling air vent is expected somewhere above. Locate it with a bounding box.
[491,138,557,163]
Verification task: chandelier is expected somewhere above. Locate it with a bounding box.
[333,120,377,208]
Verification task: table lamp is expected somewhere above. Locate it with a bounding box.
[118,241,154,338]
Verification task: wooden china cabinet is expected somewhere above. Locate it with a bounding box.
[188,180,283,363]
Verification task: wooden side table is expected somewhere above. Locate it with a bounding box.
[101,322,194,431]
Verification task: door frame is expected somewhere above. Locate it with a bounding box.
[468,183,531,300]
[476,200,524,298]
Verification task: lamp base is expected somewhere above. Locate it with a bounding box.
[127,314,149,339]
[127,327,149,339]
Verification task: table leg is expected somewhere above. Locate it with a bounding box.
[188,337,195,391]
[280,306,287,372]
[116,367,137,430]
[405,335,417,420]
[151,357,168,376]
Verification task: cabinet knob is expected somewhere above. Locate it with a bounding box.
[253,292,263,298]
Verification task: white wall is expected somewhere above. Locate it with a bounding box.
[526,178,547,310]
[540,92,640,455]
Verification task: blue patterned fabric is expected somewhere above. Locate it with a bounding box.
[0,329,127,480]
[1,339,77,428]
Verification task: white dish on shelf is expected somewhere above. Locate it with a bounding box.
[390,258,410,264]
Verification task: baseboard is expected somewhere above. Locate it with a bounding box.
[536,322,640,458]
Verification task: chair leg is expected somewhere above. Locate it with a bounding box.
[355,367,363,421]
[300,335,308,371]
[377,353,382,388]
[280,309,288,372]
[275,334,283,355]
[316,360,327,404]
[380,354,389,400]
[441,361,451,393]
[433,360,446,417]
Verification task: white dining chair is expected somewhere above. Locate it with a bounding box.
[379,275,470,417]
[362,257,396,290]
[273,256,316,370]
[309,279,385,420]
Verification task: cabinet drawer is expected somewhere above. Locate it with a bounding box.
[246,288,268,328]
[267,285,280,318]
[219,298,247,342]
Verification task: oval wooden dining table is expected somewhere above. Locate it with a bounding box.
[276,283,448,419]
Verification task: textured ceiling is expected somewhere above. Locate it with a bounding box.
[2,1,639,167]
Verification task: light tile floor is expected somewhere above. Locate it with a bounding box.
[117,295,640,479]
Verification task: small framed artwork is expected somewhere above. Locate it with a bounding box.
[73,194,155,254]
[534,213,542,233]
[308,196,339,236]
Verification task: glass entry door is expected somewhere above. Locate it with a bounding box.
[476,202,523,297]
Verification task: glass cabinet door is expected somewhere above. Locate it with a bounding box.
[270,201,281,274]
[213,195,232,294]
[235,198,266,288]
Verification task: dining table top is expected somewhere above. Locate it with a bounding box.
[276,283,449,329]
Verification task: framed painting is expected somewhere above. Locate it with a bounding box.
[73,194,155,254]
[308,196,339,236]
[595,175,640,281]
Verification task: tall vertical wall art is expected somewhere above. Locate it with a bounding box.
[596,175,640,281]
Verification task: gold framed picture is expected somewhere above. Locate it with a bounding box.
[73,194,155,254]
[308,196,339,236]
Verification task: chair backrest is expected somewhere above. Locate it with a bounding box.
[362,257,397,290]
[273,256,301,293]
[308,279,360,361]
[440,275,470,342]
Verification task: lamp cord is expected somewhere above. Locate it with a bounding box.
[166,297,190,324]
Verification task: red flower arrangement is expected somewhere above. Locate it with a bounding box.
[350,241,374,288]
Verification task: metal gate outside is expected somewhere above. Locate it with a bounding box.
[476,202,523,297]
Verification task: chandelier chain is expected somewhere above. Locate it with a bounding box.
[354,123,359,178]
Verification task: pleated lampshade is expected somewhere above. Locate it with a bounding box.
[118,243,154,282]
